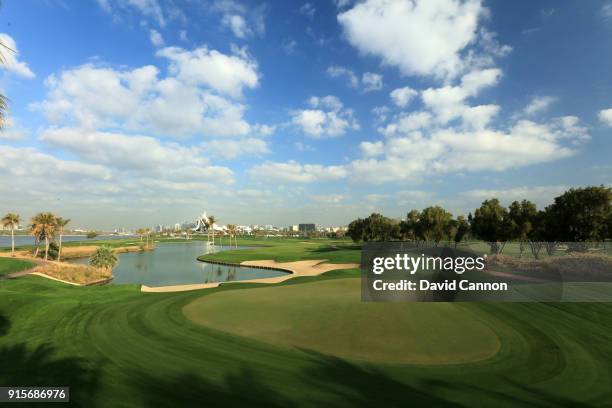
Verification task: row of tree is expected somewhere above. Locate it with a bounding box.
[2,212,71,261]
[347,186,611,254]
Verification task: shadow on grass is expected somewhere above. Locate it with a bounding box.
[300,350,464,407]
[309,244,362,254]
[130,367,296,408]
[0,314,100,407]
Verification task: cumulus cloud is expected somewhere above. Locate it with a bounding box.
[338,0,486,80]
[598,108,612,126]
[291,96,359,138]
[460,185,568,207]
[0,118,29,141]
[248,160,348,183]
[390,86,417,107]
[362,72,383,91]
[0,33,35,78]
[351,117,588,183]
[157,45,259,98]
[149,29,164,47]
[327,65,359,88]
[34,52,261,138]
[524,96,556,116]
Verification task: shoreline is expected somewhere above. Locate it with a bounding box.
[141,259,359,293]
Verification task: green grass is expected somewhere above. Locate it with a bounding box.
[184,278,501,364]
[1,239,612,407]
[198,237,361,264]
[0,257,35,276]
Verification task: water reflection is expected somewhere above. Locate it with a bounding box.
[71,242,285,287]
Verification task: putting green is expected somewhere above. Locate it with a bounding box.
[184,278,501,364]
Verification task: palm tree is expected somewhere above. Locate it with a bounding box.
[1,213,19,257]
[208,215,216,249]
[31,213,56,261]
[0,36,13,128]
[227,224,238,248]
[89,245,118,271]
[55,217,70,262]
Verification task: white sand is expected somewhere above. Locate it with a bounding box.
[141,259,359,293]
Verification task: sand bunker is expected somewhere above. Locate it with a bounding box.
[141,259,359,292]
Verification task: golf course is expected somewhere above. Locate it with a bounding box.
[1,238,612,407]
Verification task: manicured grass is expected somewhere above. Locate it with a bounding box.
[1,239,612,407]
[184,278,500,364]
[198,237,361,264]
[0,257,35,276]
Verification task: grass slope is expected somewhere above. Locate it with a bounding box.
[0,257,35,276]
[184,278,501,364]
[1,274,612,407]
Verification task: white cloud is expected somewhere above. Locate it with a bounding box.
[0,145,111,182]
[390,86,417,107]
[201,138,270,159]
[291,96,359,138]
[97,0,166,26]
[248,160,348,183]
[362,72,383,91]
[460,185,567,208]
[222,14,251,38]
[34,58,255,138]
[149,29,164,47]
[598,108,612,126]
[282,39,297,55]
[602,3,612,18]
[350,117,588,183]
[360,140,384,157]
[157,45,259,98]
[338,0,485,80]
[213,0,266,39]
[0,118,29,141]
[524,96,556,116]
[327,65,358,88]
[0,33,35,79]
[311,194,346,204]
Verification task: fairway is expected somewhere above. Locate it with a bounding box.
[184,278,501,364]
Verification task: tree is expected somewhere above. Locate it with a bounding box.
[417,206,453,244]
[89,246,118,271]
[1,213,19,257]
[227,224,238,248]
[31,213,56,260]
[454,215,470,247]
[470,199,509,254]
[54,217,70,262]
[544,186,611,245]
[208,215,217,249]
[347,214,399,243]
[400,210,420,241]
[507,200,537,257]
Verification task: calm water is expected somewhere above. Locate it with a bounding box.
[0,235,135,247]
[71,242,286,287]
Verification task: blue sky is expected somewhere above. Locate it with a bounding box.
[0,0,611,230]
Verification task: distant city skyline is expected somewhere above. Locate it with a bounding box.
[1,0,611,229]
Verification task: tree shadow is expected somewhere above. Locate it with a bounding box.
[130,367,297,408]
[299,350,464,407]
[309,244,362,254]
[0,313,9,337]
[0,342,100,407]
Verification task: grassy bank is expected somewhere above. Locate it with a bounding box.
[0,257,35,276]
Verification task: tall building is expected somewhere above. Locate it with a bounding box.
[298,223,316,233]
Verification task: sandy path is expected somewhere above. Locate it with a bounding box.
[141,259,360,293]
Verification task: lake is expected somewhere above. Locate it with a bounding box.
[70,242,286,287]
[0,235,135,248]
